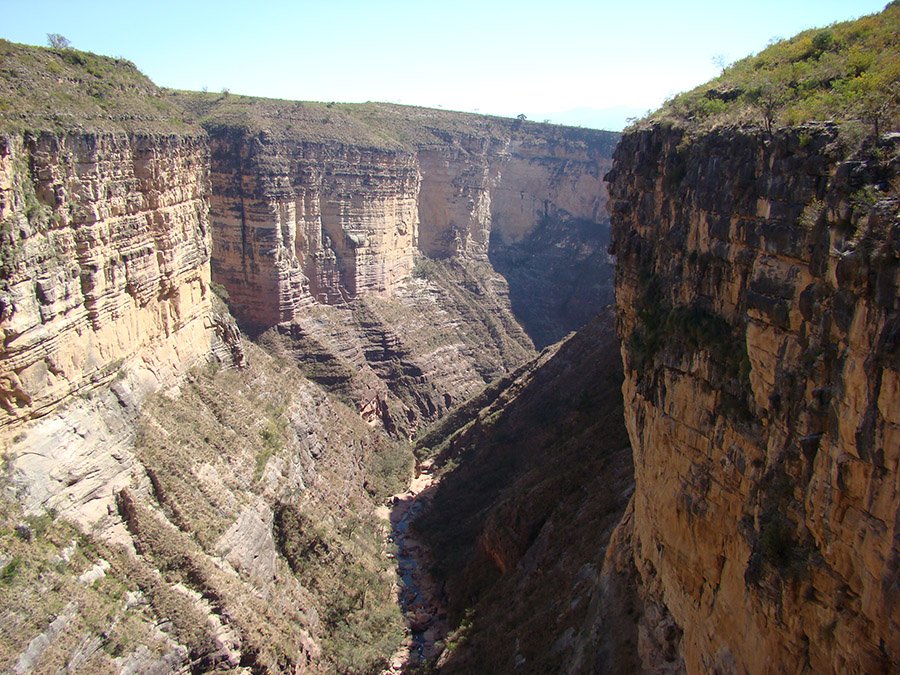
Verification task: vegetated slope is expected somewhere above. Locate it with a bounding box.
[1,333,413,674]
[608,3,898,672]
[0,40,193,134]
[413,313,636,673]
[650,1,899,138]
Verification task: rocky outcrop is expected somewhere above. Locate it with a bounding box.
[609,122,898,672]
[263,257,535,436]
[0,129,216,432]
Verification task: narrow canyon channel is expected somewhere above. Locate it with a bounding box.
[380,462,449,672]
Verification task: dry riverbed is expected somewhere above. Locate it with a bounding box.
[378,461,448,673]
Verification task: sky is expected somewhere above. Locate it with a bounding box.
[0,0,889,130]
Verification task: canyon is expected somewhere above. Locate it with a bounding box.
[0,38,619,673]
[0,4,898,673]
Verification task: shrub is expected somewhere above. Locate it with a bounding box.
[0,556,22,584]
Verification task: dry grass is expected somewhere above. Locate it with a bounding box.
[0,40,197,134]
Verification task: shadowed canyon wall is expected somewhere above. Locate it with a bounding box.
[608,122,898,672]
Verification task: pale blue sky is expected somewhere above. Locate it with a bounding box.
[0,1,888,129]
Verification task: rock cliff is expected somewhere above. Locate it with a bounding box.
[0,130,215,430]
[403,8,898,672]
[162,94,618,435]
[174,95,618,348]
[0,43,223,435]
[609,120,898,671]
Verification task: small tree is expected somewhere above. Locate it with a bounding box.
[748,72,790,134]
[47,33,70,49]
[712,54,727,75]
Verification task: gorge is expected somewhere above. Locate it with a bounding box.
[1,3,898,673]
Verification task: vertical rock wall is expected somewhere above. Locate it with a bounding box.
[207,130,420,329]
[204,111,619,340]
[415,135,506,258]
[609,122,898,672]
[0,130,215,431]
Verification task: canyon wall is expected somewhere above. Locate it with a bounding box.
[182,97,618,348]
[608,122,898,672]
[0,129,216,432]
[0,47,412,673]
[206,127,420,327]
[410,118,618,346]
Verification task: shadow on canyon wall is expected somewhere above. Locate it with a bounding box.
[488,213,615,349]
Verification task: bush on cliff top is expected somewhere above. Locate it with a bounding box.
[649,2,899,137]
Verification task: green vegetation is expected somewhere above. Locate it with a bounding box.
[133,340,410,670]
[366,440,415,501]
[0,39,196,133]
[649,3,899,138]
[628,273,750,385]
[255,412,287,480]
[0,555,22,584]
[0,494,179,672]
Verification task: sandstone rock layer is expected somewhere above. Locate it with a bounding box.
[0,130,215,431]
[609,122,898,673]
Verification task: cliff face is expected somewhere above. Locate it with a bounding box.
[207,129,419,327]
[168,98,620,436]
[416,124,617,346]
[185,97,618,351]
[609,122,898,672]
[0,129,215,431]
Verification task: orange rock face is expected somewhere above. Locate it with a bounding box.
[608,123,898,672]
[0,131,216,430]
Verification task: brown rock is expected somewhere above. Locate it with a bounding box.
[608,121,898,673]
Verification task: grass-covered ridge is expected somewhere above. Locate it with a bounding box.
[169,90,619,153]
[649,2,899,136]
[168,90,410,150]
[0,40,196,134]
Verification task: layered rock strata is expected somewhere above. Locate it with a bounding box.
[0,129,215,431]
[609,122,898,672]
[189,98,618,350]
[207,129,419,328]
